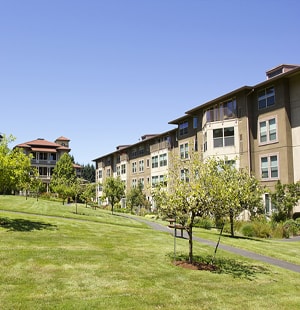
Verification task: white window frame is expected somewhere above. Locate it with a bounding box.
[260,153,279,181]
[180,143,189,159]
[258,116,278,145]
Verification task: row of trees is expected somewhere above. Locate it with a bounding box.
[0,135,96,207]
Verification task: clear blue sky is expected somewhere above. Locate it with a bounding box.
[1,0,299,165]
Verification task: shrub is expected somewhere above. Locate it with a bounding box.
[194,217,213,230]
[241,223,255,237]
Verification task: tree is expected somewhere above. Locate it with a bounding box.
[271,181,300,222]
[126,181,148,213]
[152,152,220,264]
[0,134,32,195]
[71,178,85,214]
[81,163,95,183]
[102,176,125,215]
[152,152,264,263]
[50,153,76,204]
[214,161,264,237]
[80,182,97,207]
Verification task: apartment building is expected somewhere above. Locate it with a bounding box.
[16,136,73,191]
[94,64,300,217]
[94,131,177,207]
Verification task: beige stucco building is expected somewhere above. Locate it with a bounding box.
[16,136,74,191]
[94,64,300,217]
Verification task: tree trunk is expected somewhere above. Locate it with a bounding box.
[230,209,235,237]
[188,223,193,264]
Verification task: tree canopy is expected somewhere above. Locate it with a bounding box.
[102,176,125,214]
[0,134,32,195]
[152,152,263,263]
[50,153,76,204]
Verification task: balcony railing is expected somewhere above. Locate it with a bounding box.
[150,141,170,152]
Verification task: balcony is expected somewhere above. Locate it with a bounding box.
[150,141,171,152]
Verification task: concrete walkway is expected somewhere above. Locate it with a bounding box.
[123,214,300,273]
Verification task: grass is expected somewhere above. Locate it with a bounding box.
[0,195,300,309]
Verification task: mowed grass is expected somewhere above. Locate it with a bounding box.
[1,196,300,309]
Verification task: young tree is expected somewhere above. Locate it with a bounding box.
[71,178,85,214]
[102,176,125,215]
[126,181,148,213]
[50,153,76,204]
[152,152,220,263]
[80,182,97,207]
[215,161,264,237]
[271,181,300,221]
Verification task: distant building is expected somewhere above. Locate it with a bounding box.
[16,136,81,191]
[93,64,300,218]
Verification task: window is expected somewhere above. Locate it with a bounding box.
[261,154,279,180]
[180,169,189,182]
[39,167,47,176]
[159,153,167,166]
[146,159,150,168]
[39,152,48,160]
[49,153,56,161]
[258,86,275,109]
[152,155,158,168]
[259,117,277,144]
[203,99,237,125]
[213,127,234,148]
[151,175,159,187]
[121,164,126,174]
[139,178,144,189]
[117,166,120,176]
[132,162,137,173]
[132,179,137,188]
[179,121,188,136]
[106,168,111,176]
[193,117,198,129]
[139,160,144,172]
[180,143,189,159]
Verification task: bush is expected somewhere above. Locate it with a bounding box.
[241,223,255,237]
[283,219,300,238]
[194,217,213,230]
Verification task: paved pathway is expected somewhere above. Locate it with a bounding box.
[122,214,300,273]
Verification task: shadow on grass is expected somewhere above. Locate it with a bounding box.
[171,253,270,280]
[220,233,267,242]
[0,217,57,232]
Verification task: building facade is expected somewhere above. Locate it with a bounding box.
[16,136,72,191]
[94,64,300,217]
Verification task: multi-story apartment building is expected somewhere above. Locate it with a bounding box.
[94,131,177,208]
[94,64,300,218]
[16,136,73,191]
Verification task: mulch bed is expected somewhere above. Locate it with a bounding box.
[174,260,218,271]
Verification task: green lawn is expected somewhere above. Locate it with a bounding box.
[1,195,300,310]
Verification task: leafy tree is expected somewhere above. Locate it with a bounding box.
[80,182,97,207]
[102,176,125,214]
[81,163,95,183]
[71,178,85,214]
[214,161,264,237]
[271,181,300,221]
[152,152,264,263]
[50,153,76,204]
[152,152,220,263]
[126,181,148,213]
[0,134,31,194]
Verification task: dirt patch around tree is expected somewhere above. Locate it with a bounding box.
[174,260,218,271]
